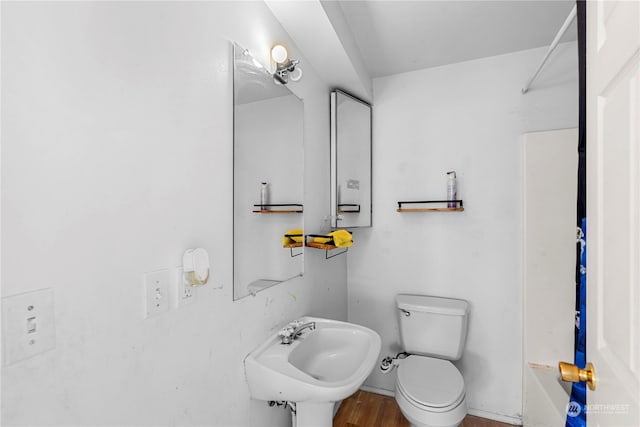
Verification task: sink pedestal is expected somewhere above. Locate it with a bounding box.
[294,402,334,427]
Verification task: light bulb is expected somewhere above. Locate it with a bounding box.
[289,66,303,82]
[271,44,288,64]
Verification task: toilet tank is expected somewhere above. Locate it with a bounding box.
[396,294,469,360]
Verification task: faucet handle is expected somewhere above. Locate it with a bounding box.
[278,326,295,344]
[278,326,293,336]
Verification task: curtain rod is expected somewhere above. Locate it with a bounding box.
[522,4,577,94]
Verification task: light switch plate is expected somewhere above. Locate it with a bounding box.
[2,288,56,366]
[144,270,170,318]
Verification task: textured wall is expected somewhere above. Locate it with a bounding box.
[1,2,346,426]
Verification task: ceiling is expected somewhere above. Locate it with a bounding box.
[265,0,578,101]
[337,0,577,78]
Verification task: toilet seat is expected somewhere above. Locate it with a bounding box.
[396,355,465,410]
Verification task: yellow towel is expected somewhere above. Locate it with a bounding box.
[283,229,303,245]
[312,236,332,244]
[312,230,353,247]
[329,229,353,248]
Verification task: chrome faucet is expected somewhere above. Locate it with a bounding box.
[278,321,316,344]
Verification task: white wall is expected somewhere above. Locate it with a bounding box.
[1,2,346,426]
[523,129,577,366]
[348,42,578,422]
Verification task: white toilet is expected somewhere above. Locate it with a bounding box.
[394,294,470,427]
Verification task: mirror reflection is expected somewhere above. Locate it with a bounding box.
[330,90,372,228]
[233,43,304,300]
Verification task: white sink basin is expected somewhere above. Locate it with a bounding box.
[288,326,374,382]
[244,317,381,426]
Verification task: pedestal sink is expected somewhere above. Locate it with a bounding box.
[244,316,381,427]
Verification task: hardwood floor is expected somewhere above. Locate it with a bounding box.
[334,390,408,427]
[333,390,516,427]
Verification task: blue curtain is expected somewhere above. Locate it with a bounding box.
[566,218,587,425]
[566,2,587,426]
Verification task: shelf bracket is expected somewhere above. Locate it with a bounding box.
[324,247,348,259]
[397,200,463,209]
[304,234,350,260]
[396,199,464,212]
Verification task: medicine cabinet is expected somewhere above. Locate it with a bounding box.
[330,90,372,228]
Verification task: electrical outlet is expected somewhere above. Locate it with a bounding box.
[144,270,170,318]
[174,267,196,307]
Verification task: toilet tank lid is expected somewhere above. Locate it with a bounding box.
[396,294,469,316]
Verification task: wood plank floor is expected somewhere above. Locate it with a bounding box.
[333,390,516,427]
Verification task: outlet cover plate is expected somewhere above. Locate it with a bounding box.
[144,270,170,318]
[174,267,196,307]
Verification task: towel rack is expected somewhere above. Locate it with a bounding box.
[283,233,303,257]
[305,234,349,259]
[396,200,464,212]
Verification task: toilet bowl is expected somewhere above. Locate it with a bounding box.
[393,294,470,427]
[395,355,467,427]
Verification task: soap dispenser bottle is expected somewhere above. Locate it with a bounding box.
[446,171,457,208]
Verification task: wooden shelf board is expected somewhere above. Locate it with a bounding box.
[283,242,303,249]
[396,207,465,213]
[252,210,303,214]
[305,241,339,250]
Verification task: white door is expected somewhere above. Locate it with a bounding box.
[587,0,640,425]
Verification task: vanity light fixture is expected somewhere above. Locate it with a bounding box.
[271,44,302,84]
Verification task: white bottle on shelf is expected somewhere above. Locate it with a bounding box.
[446,171,457,208]
[260,182,269,210]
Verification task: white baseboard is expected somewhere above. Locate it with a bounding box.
[358,386,523,426]
[467,408,522,426]
[359,385,395,397]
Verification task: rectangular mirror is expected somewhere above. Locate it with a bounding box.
[330,90,372,228]
[233,43,304,300]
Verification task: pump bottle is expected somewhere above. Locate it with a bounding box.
[446,171,457,208]
[260,182,269,210]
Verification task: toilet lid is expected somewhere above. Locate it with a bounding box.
[397,356,465,408]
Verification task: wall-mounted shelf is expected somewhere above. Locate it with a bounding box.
[305,241,337,250]
[247,274,303,296]
[304,234,350,259]
[252,203,303,213]
[283,242,302,249]
[283,241,303,257]
[396,200,464,212]
[337,203,361,213]
[283,233,303,257]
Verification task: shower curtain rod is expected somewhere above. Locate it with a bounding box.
[522,4,577,94]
